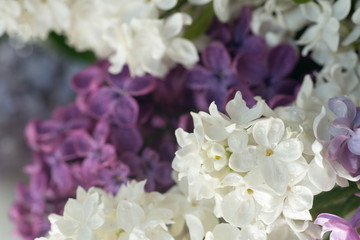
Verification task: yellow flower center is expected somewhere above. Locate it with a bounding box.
[266,149,274,157]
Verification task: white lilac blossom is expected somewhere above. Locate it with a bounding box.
[104,13,198,77]
[297,0,351,57]
[35,180,220,240]
[0,0,21,37]
[172,91,320,239]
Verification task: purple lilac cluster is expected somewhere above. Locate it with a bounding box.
[315,207,360,240]
[10,6,310,240]
[327,96,360,177]
[10,62,188,240]
[188,6,300,112]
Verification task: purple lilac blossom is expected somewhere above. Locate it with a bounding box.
[11,60,187,240]
[315,208,360,240]
[327,96,360,176]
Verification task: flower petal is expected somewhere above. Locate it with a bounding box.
[253,118,285,149]
[112,95,139,127]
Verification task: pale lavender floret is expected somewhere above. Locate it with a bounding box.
[315,209,360,240]
[327,96,360,176]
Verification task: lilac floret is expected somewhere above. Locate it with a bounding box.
[327,96,360,176]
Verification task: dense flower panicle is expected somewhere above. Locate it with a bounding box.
[11,61,193,239]
[35,180,219,240]
[172,91,321,239]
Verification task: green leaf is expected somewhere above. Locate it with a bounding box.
[293,0,312,3]
[184,3,214,40]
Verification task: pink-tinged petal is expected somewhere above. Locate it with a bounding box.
[202,42,232,71]
[187,65,212,90]
[51,104,80,121]
[65,117,92,132]
[88,87,118,119]
[71,65,104,94]
[112,95,139,127]
[233,54,267,87]
[239,35,266,57]
[327,135,349,161]
[123,75,157,96]
[328,96,357,120]
[99,144,116,163]
[268,44,297,79]
[111,127,143,153]
[93,120,110,145]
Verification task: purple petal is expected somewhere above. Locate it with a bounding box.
[123,75,157,96]
[121,152,143,170]
[112,95,139,127]
[328,96,357,121]
[88,87,118,119]
[187,65,212,90]
[238,35,266,57]
[268,94,296,108]
[233,6,251,43]
[106,65,130,90]
[202,42,232,72]
[111,126,143,152]
[71,65,103,94]
[348,131,360,155]
[233,54,267,87]
[327,134,349,161]
[208,20,232,43]
[93,120,110,145]
[268,44,297,79]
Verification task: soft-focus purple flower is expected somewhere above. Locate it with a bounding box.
[25,104,92,152]
[315,210,360,240]
[230,6,266,57]
[187,42,239,112]
[234,43,299,108]
[327,96,360,176]
[87,66,157,127]
[121,147,173,192]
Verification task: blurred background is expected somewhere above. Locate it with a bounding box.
[0,36,89,239]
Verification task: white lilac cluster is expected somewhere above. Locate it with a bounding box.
[35,180,219,240]
[0,0,198,77]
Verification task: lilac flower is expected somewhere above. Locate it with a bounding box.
[87,66,157,127]
[121,147,173,192]
[315,209,360,240]
[234,43,299,108]
[25,104,92,153]
[327,96,360,176]
[187,41,239,112]
[229,6,266,57]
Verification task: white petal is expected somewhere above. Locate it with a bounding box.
[352,7,360,24]
[117,200,145,232]
[308,159,336,192]
[226,92,264,125]
[212,224,241,239]
[188,0,211,5]
[283,208,312,221]
[155,0,178,10]
[227,130,248,153]
[185,214,205,240]
[163,13,192,39]
[333,0,351,20]
[213,0,230,22]
[253,118,285,149]
[228,147,261,172]
[274,138,303,162]
[205,125,229,141]
[76,225,92,240]
[167,38,199,67]
[221,190,255,227]
[261,160,288,195]
[285,186,313,212]
[342,25,360,46]
[300,2,321,22]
